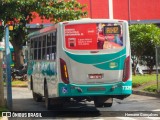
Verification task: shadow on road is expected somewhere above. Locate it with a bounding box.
[12,98,102,118]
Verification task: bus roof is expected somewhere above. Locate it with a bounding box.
[28,19,127,38]
[28,25,57,38]
[61,18,127,24]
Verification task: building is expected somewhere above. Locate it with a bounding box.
[28,0,160,27]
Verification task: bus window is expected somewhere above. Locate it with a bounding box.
[33,39,38,60]
[51,32,56,60]
[34,39,38,48]
[34,49,37,60]
[38,37,42,60]
[31,39,34,48]
[42,36,46,59]
[30,48,34,60]
[51,47,56,60]
[52,32,56,46]
[47,34,51,60]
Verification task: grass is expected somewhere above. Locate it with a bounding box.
[12,80,27,87]
[4,80,27,87]
[132,74,159,93]
[132,74,156,88]
[143,84,157,93]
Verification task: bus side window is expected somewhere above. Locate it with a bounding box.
[30,39,33,60]
[34,38,38,60]
[31,39,34,48]
[42,35,46,60]
[30,50,33,60]
[52,47,56,60]
[51,32,56,60]
[47,33,52,60]
[38,37,42,60]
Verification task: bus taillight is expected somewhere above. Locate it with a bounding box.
[123,56,130,82]
[60,58,69,84]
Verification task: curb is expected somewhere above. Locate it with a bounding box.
[133,90,160,98]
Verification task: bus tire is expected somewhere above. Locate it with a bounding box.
[94,99,104,107]
[94,97,113,108]
[44,83,52,110]
[103,98,113,107]
[32,92,42,102]
[52,98,63,109]
[30,76,33,90]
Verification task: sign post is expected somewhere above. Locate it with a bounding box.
[4,25,12,110]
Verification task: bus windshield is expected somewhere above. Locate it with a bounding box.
[65,23,123,50]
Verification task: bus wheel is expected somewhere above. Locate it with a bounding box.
[52,98,64,109]
[94,98,104,107]
[32,92,42,102]
[103,98,113,107]
[94,97,113,108]
[44,84,52,110]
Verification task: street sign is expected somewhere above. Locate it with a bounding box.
[4,25,12,110]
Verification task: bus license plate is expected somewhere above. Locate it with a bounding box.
[88,74,103,79]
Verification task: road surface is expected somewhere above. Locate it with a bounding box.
[6,87,160,120]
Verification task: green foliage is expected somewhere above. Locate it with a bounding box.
[130,24,160,73]
[0,0,87,25]
[132,74,156,87]
[37,0,87,23]
[0,26,4,41]
[0,0,87,67]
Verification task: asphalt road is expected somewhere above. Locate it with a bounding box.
[7,87,160,120]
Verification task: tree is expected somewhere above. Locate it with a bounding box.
[129,24,160,75]
[0,0,87,68]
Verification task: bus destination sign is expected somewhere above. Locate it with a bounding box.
[104,25,121,34]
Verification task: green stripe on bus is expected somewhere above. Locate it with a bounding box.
[65,48,126,70]
[93,55,126,70]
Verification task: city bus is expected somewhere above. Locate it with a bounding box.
[27,19,132,109]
